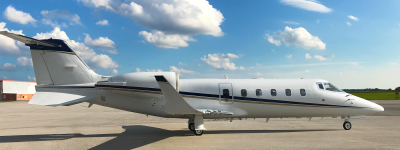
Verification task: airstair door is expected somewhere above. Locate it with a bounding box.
[219,83,234,104]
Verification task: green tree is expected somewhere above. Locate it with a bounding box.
[395,87,400,91]
[388,88,392,91]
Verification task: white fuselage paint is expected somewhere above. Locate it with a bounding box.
[36,77,383,119]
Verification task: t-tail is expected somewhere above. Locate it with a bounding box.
[0,31,102,85]
[0,31,102,106]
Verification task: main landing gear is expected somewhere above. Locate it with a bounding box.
[188,116,206,136]
[343,121,352,130]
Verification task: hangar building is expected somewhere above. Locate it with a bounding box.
[0,80,36,101]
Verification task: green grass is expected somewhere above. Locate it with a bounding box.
[348,92,400,100]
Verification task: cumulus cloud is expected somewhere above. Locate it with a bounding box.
[112,69,118,74]
[169,66,197,75]
[33,27,118,69]
[28,76,36,81]
[272,26,326,50]
[84,33,117,54]
[41,10,82,27]
[0,22,30,56]
[348,15,358,21]
[0,63,16,71]
[264,34,281,46]
[139,31,196,49]
[3,6,36,24]
[17,57,33,66]
[305,53,326,61]
[96,20,109,26]
[304,70,310,73]
[346,22,352,26]
[78,0,114,10]
[286,54,292,59]
[201,53,245,70]
[280,0,332,13]
[313,55,326,61]
[79,0,225,49]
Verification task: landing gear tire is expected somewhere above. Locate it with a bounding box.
[188,123,195,131]
[343,121,352,130]
[193,129,203,136]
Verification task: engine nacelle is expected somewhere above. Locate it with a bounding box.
[107,72,178,90]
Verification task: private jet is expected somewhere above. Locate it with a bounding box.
[0,31,384,136]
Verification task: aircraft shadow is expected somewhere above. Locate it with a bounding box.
[0,125,338,149]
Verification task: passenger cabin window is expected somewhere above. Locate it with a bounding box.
[256,89,262,97]
[285,89,291,96]
[241,89,247,97]
[222,89,230,98]
[271,89,277,96]
[300,89,306,96]
[318,83,324,89]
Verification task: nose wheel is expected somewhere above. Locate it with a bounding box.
[343,121,352,130]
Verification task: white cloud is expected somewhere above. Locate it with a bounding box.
[78,0,114,10]
[42,19,68,28]
[201,53,245,70]
[84,33,117,54]
[96,20,109,26]
[264,34,281,46]
[28,76,36,81]
[304,70,309,73]
[316,20,320,23]
[17,57,33,66]
[305,53,326,61]
[179,62,187,66]
[3,6,36,24]
[284,21,299,25]
[135,68,163,72]
[346,22,352,26]
[348,15,358,21]
[275,26,326,50]
[305,53,312,59]
[0,76,9,80]
[271,49,275,52]
[41,10,82,26]
[0,63,16,71]
[313,55,326,61]
[351,62,358,66]
[169,66,197,75]
[112,69,118,74]
[280,0,332,13]
[139,31,196,49]
[80,0,225,49]
[0,22,30,56]
[249,72,262,77]
[286,55,292,59]
[33,27,118,69]
[390,63,398,65]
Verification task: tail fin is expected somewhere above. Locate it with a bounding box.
[0,31,101,85]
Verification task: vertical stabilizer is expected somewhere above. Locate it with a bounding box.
[0,31,101,85]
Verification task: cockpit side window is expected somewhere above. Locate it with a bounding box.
[318,83,324,89]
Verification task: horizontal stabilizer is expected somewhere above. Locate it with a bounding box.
[155,75,201,115]
[0,31,60,47]
[29,92,94,107]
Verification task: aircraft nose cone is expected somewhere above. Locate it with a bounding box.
[373,104,384,112]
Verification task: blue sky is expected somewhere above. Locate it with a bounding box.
[0,0,400,89]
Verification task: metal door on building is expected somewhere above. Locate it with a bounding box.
[219,83,234,104]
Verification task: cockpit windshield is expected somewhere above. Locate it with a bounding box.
[323,83,343,92]
[317,82,343,92]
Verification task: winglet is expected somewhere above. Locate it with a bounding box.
[155,75,201,115]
